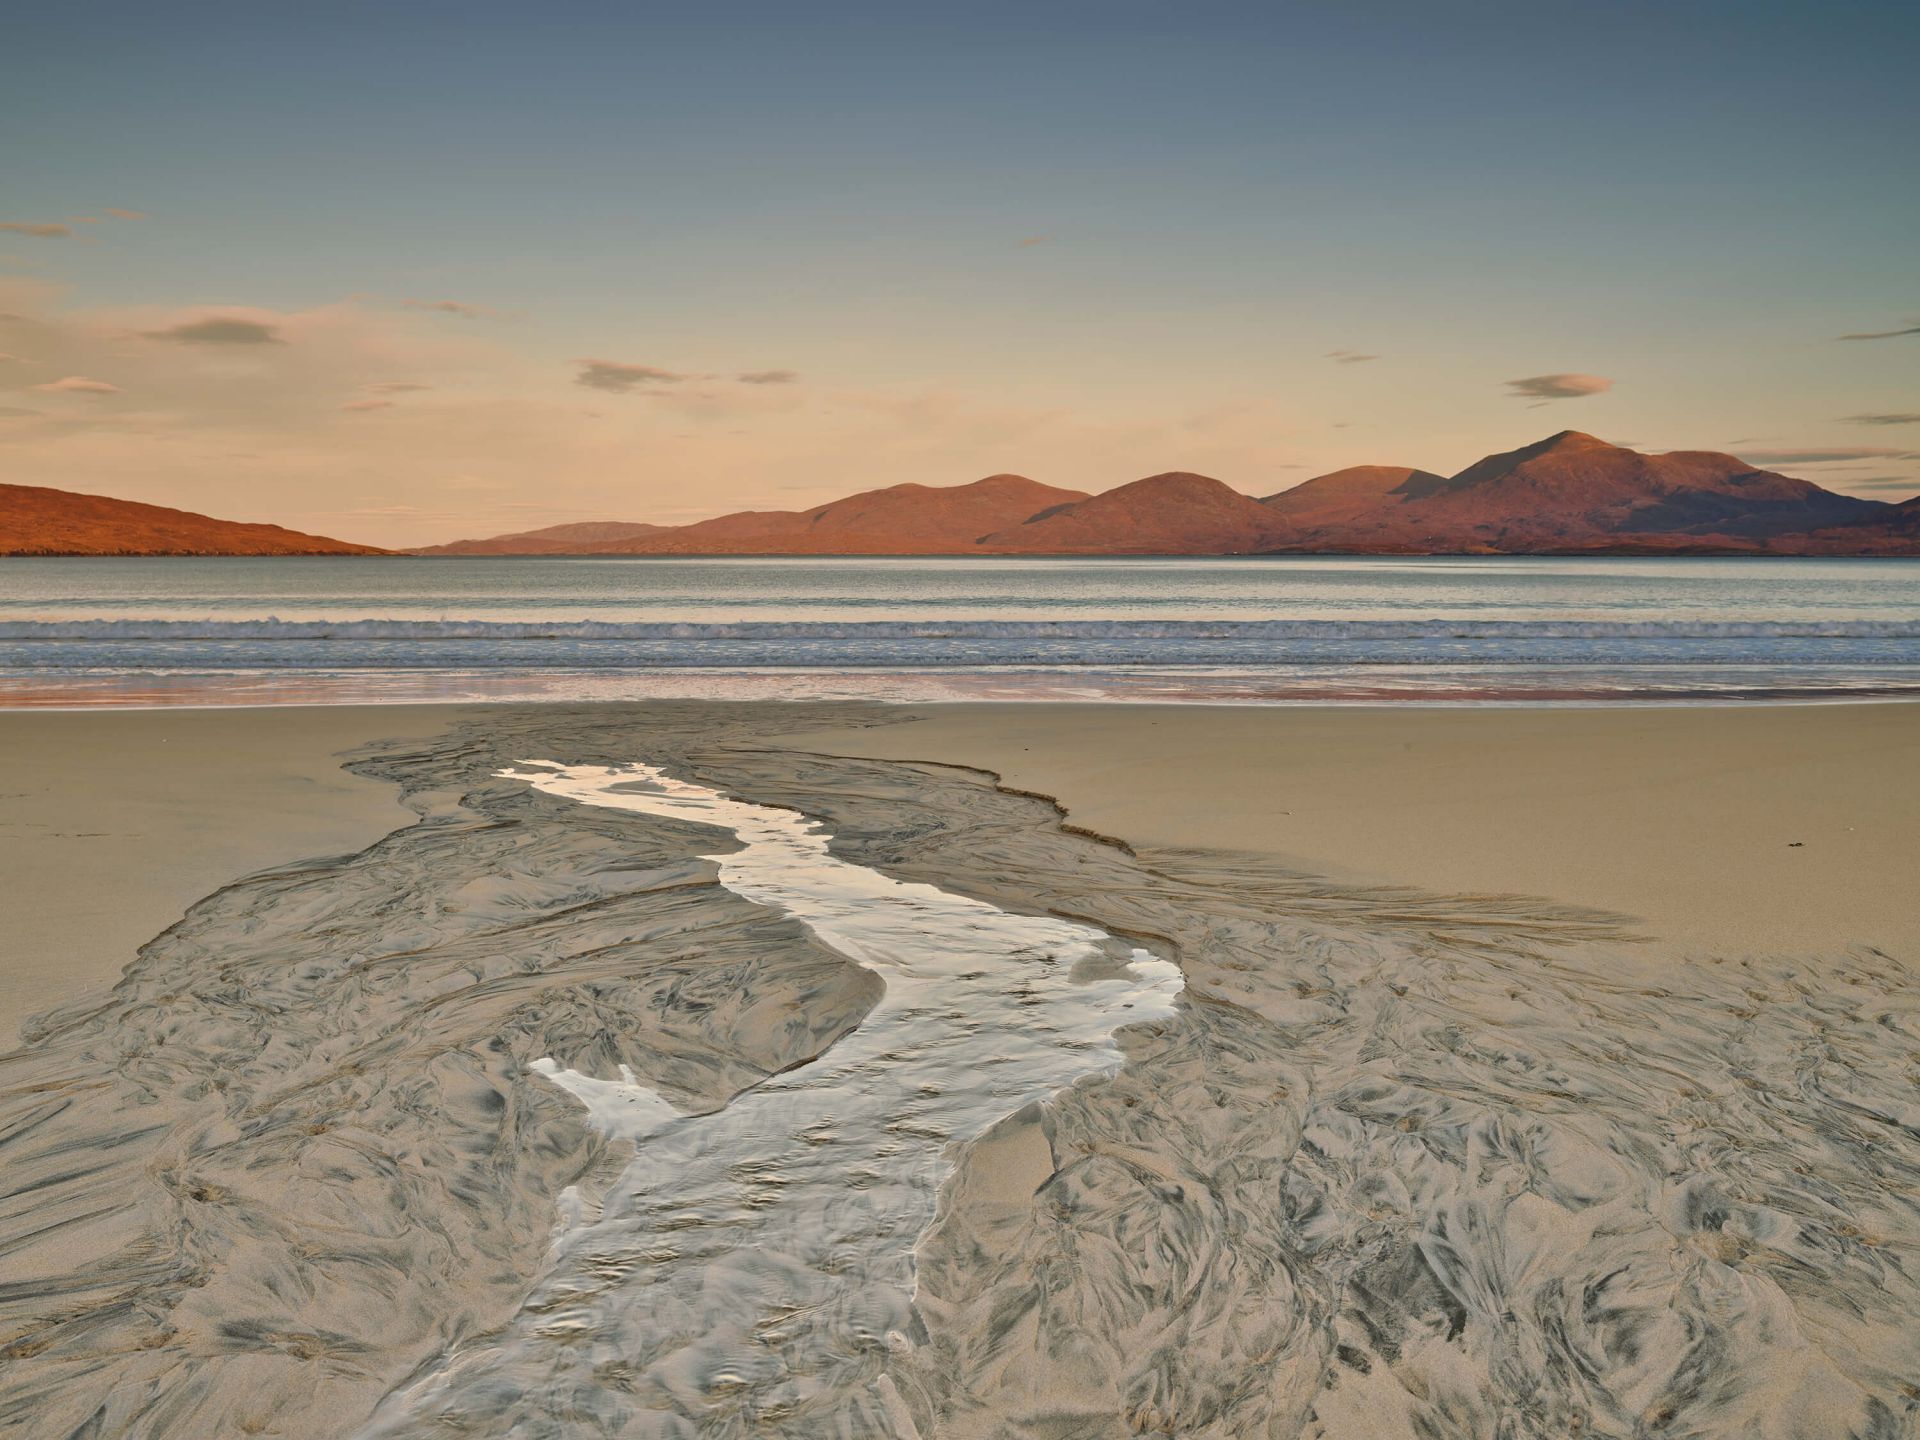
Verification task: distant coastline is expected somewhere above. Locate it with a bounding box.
[8,431,1918,558]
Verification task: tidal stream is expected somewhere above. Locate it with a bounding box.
[5,705,1915,1440]
[361,762,1182,1437]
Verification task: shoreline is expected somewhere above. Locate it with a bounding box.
[6,678,1920,711]
[6,687,1920,710]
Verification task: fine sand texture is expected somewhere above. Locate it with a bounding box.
[779,702,1920,955]
[0,706,455,1047]
[0,701,1915,1439]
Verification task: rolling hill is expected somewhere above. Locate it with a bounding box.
[1257,431,1890,553]
[415,521,668,556]
[1,484,386,556]
[975,472,1279,554]
[575,474,1090,554]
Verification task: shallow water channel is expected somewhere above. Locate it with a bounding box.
[361,761,1183,1437]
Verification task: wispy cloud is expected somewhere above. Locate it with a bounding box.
[0,279,1436,548]
[1841,412,1920,426]
[342,399,393,412]
[403,299,499,319]
[1016,235,1049,247]
[736,369,799,385]
[575,359,689,393]
[29,375,121,394]
[0,404,41,417]
[1837,320,1920,341]
[1327,350,1378,364]
[1739,446,1914,465]
[103,208,148,221]
[0,222,72,239]
[367,381,432,394]
[140,316,284,345]
[1505,373,1612,400]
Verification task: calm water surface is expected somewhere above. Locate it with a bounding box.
[2,555,1917,704]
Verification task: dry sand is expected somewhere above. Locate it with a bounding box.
[779,701,1920,955]
[0,705,456,1045]
[1,700,1916,1438]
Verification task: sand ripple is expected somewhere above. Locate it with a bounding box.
[357,760,1177,1436]
[1,702,1915,1438]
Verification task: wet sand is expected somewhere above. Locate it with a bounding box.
[0,706,456,1047]
[1,700,1916,1438]
[781,702,1920,955]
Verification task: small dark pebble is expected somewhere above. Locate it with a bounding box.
[1787,842,1804,848]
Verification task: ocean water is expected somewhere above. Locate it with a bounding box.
[2,554,1918,705]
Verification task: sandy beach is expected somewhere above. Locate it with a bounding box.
[2,699,1917,1437]
[780,701,1920,955]
[15,1,1919,1433]
[0,706,455,1047]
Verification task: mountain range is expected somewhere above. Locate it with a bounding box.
[418,432,1918,557]
[4,432,1916,556]
[418,475,1087,556]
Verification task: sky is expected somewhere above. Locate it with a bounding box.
[2,0,1916,546]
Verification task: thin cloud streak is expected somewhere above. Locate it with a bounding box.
[575,359,689,392]
[1739,446,1914,465]
[1505,373,1613,400]
[403,299,499,319]
[1837,321,1920,341]
[140,317,284,345]
[0,222,73,239]
[29,375,121,394]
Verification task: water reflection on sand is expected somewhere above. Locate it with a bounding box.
[362,762,1181,1435]
[1,704,1914,1440]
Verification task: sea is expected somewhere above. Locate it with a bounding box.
[2,553,1919,706]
